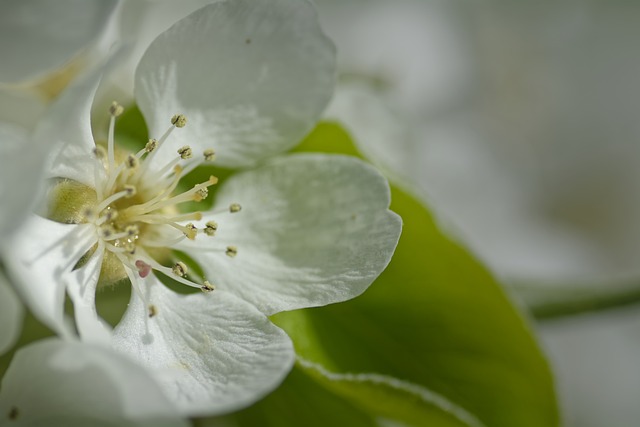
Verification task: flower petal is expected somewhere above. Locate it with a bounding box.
[178,154,402,315]
[0,339,189,427]
[135,0,336,168]
[36,46,129,187]
[0,0,117,85]
[0,273,23,356]
[66,243,112,344]
[112,277,294,416]
[0,122,47,239]
[3,216,97,338]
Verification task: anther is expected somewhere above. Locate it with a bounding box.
[184,223,198,240]
[172,261,188,277]
[177,145,193,159]
[201,280,215,292]
[135,260,151,278]
[195,187,208,201]
[204,221,218,236]
[203,149,216,162]
[229,203,242,213]
[126,154,139,169]
[145,139,158,153]
[124,185,137,198]
[148,305,158,318]
[109,101,124,117]
[226,246,238,257]
[171,114,187,128]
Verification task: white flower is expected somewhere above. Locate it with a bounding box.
[5,0,401,416]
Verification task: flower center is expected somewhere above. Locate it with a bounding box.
[47,102,240,293]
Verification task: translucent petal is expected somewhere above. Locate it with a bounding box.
[112,278,294,416]
[178,154,402,315]
[135,0,335,168]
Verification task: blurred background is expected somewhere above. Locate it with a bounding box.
[316,0,640,426]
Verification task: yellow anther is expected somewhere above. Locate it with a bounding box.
[148,305,158,318]
[204,221,218,236]
[171,114,187,128]
[177,145,192,160]
[145,139,158,153]
[172,261,188,277]
[229,203,242,213]
[194,187,208,201]
[126,154,139,169]
[124,185,136,198]
[201,280,215,292]
[207,175,219,185]
[203,149,216,162]
[225,246,238,258]
[109,101,124,117]
[184,223,198,240]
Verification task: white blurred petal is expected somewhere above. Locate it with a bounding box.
[0,273,23,356]
[0,339,189,427]
[0,0,118,85]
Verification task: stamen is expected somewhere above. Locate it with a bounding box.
[201,280,215,292]
[148,305,158,318]
[95,186,136,212]
[225,246,238,257]
[135,260,152,278]
[171,114,187,128]
[230,203,242,213]
[183,223,198,240]
[107,102,124,172]
[172,262,188,277]
[145,139,158,153]
[109,101,124,117]
[204,221,218,236]
[203,149,216,162]
[125,154,139,170]
[177,145,193,160]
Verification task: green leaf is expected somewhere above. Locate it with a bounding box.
[200,366,377,427]
[267,122,559,427]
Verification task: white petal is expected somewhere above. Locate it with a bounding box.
[0,122,47,240]
[0,274,23,356]
[112,277,294,416]
[0,339,189,427]
[3,216,97,338]
[135,0,336,168]
[0,0,117,85]
[36,47,129,187]
[178,154,402,315]
[66,243,112,344]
